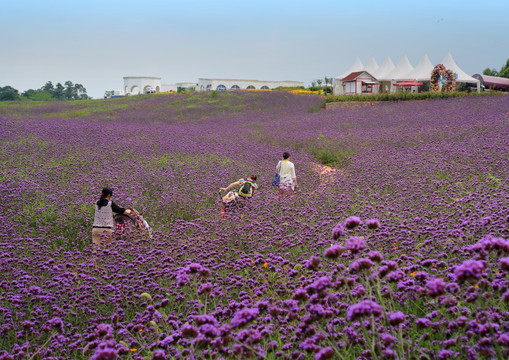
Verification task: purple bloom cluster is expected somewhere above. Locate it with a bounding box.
[454,260,484,282]
[345,236,366,254]
[347,300,383,321]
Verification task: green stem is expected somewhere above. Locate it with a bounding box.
[360,318,378,360]
[29,333,54,360]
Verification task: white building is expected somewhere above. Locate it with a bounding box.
[123,76,162,95]
[118,76,300,95]
[121,76,196,94]
[341,71,379,95]
[196,78,304,91]
[333,58,364,95]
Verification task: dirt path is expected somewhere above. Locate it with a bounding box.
[309,162,344,185]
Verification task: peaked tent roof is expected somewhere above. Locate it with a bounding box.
[372,56,395,80]
[336,58,364,79]
[404,54,434,82]
[441,53,478,83]
[383,55,414,81]
[364,57,379,75]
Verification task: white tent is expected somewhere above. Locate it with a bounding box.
[364,57,379,75]
[441,53,480,92]
[441,53,477,82]
[337,58,364,79]
[333,58,364,95]
[404,54,434,82]
[383,55,414,81]
[372,56,395,80]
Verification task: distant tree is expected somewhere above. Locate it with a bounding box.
[311,80,317,88]
[0,86,20,101]
[324,77,333,94]
[499,58,509,78]
[316,79,323,88]
[42,81,55,94]
[64,81,77,99]
[483,68,499,76]
[483,58,509,79]
[74,83,89,99]
[23,81,89,100]
[53,83,65,99]
[21,89,54,100]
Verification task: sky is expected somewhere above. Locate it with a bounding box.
[1,0,508,99]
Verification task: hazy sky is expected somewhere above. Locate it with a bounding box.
[1,0,508,98]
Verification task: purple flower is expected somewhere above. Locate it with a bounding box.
[90,341,118,360]
[380,333,395,347]
[426,278,446,297]
[331,223,346,240]
[365,219,380,229]
[388,311,406,325]
[292,288,309,302]
[231,307,259,328]
[479,216,492,226]
[367,250,383,262]
[455,260,484,282]
[344,216,362,230]
[197,282,213,294]
[192,314,218,326]
[324,244,345,259]
[47,317,65,334]
[415,318,431,328]
[309,304,332,320]
[469,236,509,254]
[345,236,366,254]
[181,324,199,338]
[151,350,167,360]
[499,257,509,272]
[437,349,455,359]
[315,346,334,360]
[305,255,321,270]
[200,323,219,338]
[349,258,374,273]
[347,300,383,321]
[498,332,509,346]
[187,263,203,273]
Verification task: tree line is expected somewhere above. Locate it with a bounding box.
[309,77,334,94]
[483,58,509,78]
[0,81,89,101]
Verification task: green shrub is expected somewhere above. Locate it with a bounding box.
[325,91,495,103]
[307,142,355,167]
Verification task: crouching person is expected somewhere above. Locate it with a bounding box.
[220,175,258,203]
[92,187,131,249]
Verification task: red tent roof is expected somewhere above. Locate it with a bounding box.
[342,71,376,82]
[393,81,424,86]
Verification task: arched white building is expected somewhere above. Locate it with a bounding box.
[114,76,302,96]
[197,78,304,91]
[123,76,163,95]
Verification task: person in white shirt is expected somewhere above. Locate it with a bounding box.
[276,152,297,195]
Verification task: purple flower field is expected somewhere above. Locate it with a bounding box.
[0,92,508,359]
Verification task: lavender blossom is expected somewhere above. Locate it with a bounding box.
[347,300,383,321]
